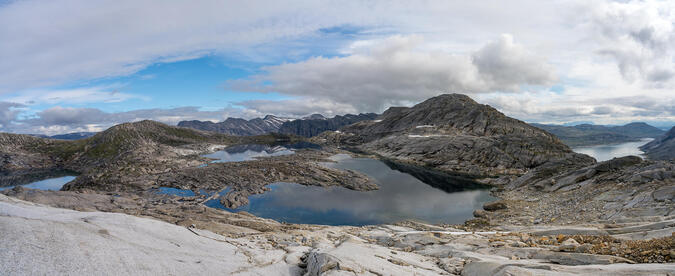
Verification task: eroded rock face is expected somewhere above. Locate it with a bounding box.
[482,156,675,227]
[314,94,595,177]
[641,126,675,160]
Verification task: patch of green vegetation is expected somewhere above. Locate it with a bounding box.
[39,140,87,161]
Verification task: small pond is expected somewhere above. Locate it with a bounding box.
[572,138,653,162]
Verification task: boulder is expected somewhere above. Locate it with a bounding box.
[483,200,507,211]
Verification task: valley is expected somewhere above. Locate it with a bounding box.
[0,94,673,275]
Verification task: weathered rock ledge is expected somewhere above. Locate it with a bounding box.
[2,194,674,275]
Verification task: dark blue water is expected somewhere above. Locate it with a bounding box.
[223,154,494,225]
[0,175,76,191]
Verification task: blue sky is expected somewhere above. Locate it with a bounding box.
[0,0,673,134]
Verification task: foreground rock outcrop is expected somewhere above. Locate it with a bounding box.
[2,194,673,275]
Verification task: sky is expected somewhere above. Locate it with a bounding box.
[0,0,674,135]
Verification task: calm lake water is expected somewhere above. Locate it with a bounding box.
[202,142,320,163]
[220,153,494,226]
[0,175,76,191]
[572,138,653,162]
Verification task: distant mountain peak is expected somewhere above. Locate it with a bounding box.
[303,114,326,120]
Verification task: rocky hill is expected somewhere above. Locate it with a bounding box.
[178,113,377,137]
[0,120,282,175]
[533,122,664,147]
[315,94,594,177]
[640,126,675,160]
[177,115,290,136]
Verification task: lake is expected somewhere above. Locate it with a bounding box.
[572,138,653,162]
[202,142,320,163]
[0,173,76,191]
[215,152,494,226]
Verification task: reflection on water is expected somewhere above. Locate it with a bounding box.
[573,138,653,162]
[202,142,320,163]
[0,174,76,191]
[225,155,494,226]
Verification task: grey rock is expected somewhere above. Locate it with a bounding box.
[305,251,340,276]
[652,186,675,202]
[640,126,675,160]
[473,209,488,218]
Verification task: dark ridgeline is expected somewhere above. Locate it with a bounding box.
[29,132,97,140]
[177,115,288,136]
[178,113,378,137]
[277,113,378,137]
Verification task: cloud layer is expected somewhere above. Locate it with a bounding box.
[0,0,673,134]
[231,35,555,113]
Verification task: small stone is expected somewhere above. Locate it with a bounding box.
[491,241,507,247]
[511,241,528,248]
[473,209,488,218]
[557,238,580,252]
[575,244,593,253]
[483,201,507,211]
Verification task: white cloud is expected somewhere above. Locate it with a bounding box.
[0,0,673,129]
[0,102,24,128]
[584,0,675,86]
[0,0,576,93]
[8,106,258,135]
[230,34,555,114]
[5,87,147,105]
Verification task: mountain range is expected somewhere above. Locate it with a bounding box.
[177,115,291,136]
[178,113,377,137]
[531,122,665,147]
[30,132,98,140]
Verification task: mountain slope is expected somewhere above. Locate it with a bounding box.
[178,113,378,137]
[177,115,289,136]
[315,94,594,177]
[640,126,675,160]
[278,113,377,137]
[533,122,664,147]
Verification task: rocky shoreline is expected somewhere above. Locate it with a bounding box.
[2,144,674,275]
[0,95,673,275]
